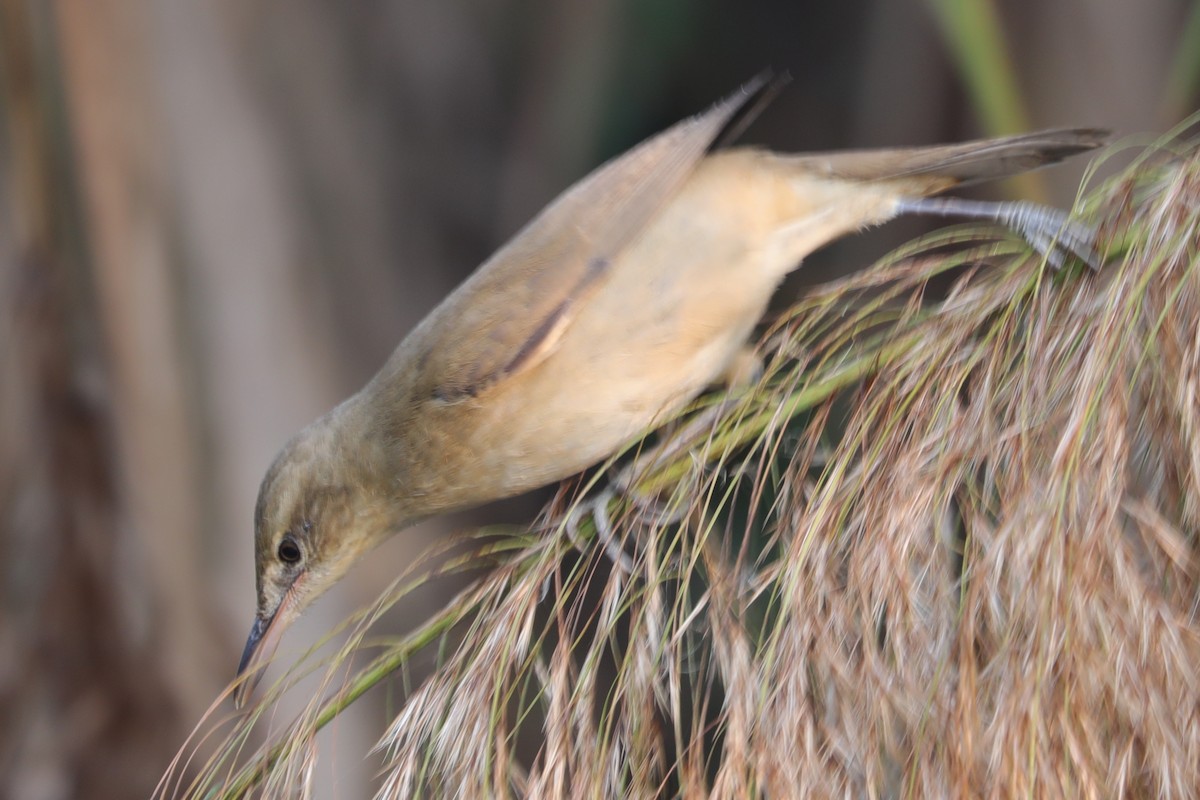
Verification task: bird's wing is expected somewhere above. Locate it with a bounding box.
[409,77,776,402]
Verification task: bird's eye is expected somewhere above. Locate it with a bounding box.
[277,535,303,565]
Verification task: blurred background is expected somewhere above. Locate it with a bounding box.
[0,0,1193,796]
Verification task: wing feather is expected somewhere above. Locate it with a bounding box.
[408,77,776,402]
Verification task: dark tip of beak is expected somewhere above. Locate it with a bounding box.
[233,612,275,708]
[237,613,273,677]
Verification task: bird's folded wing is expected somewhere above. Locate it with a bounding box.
[412,77,775,402]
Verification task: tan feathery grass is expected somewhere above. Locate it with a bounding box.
[159,128,1200,798]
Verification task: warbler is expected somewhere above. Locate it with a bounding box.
[234,76,1104,705]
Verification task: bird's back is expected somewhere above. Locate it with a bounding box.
[361,89,1104,516]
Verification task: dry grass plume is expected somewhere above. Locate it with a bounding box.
[160,128,1200,798]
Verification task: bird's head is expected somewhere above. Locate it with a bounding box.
[233,410,394,707]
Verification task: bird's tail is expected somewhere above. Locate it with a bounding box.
[787,128,1109,193]
[756,128,1109,272]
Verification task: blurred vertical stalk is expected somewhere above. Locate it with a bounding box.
[924,0,1045,201]
[1162,1,1200,124]
[50,0,221,715]
[0,0,209,795]
[924,0,1030,134]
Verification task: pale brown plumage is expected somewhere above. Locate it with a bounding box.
[234,77,1105,706]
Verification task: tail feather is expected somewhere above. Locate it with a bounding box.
[788,128,1109,188]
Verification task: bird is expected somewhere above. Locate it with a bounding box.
[233,75,1106,706]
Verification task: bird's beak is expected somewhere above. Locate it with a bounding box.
[233,582,300,708]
